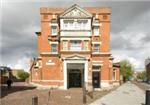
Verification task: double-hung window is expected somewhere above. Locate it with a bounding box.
[51,44,58,53]
[51,26,57,35]
[94,26,99,36]
[63,41,68,50]
[70,40,81,51]
[93,44,100,53]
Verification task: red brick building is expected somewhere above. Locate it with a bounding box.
[30,4,120,90]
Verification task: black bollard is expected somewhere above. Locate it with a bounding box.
[146,90,150,105]
[32,96,38,105]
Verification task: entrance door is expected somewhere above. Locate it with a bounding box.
[92,71,100,88]
[68,69,82,88]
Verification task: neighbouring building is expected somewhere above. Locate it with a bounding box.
[30,4,120,90]
[145,58,150,83]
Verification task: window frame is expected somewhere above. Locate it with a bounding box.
[51,26,57,36]
[51,44,58,53]
[93,26,100,36]
[93,44,100,53]
[70,40,81,51]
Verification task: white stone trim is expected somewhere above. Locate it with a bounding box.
[46,62,55,65]
[100,52,111,54]
[63,59,88,89]
[32,80,63,82]
[92,52,101,54]
[61,50,90,52]
[49,23,58,26]
[40,52,58,55]
[92,42,102,44]
[49,41,59,44]
[60,38,91,40]
[46,60,55,65]
[85,60,88,83]
[92,61,103,63]
[92,23,102,26]
[92,61,103,66]
[101,81,110,88]
[60,31,92,37]
[64,61,67,89]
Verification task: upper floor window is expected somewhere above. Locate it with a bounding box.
[63,20,73,29]
[84,41,89,50]
[63,19,88,30]
[93,44,100,53]
[51,44,58,53]
[70,40,81,51]
[63,41,68,50]
[51,26,57,35]
[94,26,99,36]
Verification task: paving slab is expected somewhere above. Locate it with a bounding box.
[90,82,145,105]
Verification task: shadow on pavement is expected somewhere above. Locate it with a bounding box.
[1,84,36,98]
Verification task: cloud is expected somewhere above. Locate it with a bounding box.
[1,1,150,71]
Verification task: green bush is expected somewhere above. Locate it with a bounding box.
[17,71,29,81]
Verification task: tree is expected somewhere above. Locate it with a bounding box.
[120,60,134,82]
[137,70,146,81]
[17,70,29,81]
[0,66,11,76]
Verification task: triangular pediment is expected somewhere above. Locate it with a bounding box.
[65,54,86,60]
[59,4,92,18]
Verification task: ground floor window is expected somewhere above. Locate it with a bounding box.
[112,69,116,80]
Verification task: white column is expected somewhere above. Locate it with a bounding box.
[84,60,88,83]
[63,61,67,90]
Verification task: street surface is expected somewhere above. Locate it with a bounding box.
[90,81,146,105]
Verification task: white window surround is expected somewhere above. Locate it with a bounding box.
[93,26,100,36]
[60,19,91,30]
[51,44,58,53]
[63,19,88,30]
[49,23,58,26]
[92,23,102,26]
[84,41,89,50]
[92,42,102,44]
[63,41,68,50]
[70,40,81,51]
[51,26,57,36]
[63,59,88,89]
[49,41,59,44]
[92,61,103,66]
[39,60,42,68]
[61,38,90,41]
[93,44,100,53]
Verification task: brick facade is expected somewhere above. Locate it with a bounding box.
[30,4,120,89]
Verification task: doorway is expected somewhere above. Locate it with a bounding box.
[67,63,84,88]
[68,69,82,88]
[92,71,100,88]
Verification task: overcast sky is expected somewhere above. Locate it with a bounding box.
[1,0,150,71]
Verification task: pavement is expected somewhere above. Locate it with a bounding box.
[90,81,145,105]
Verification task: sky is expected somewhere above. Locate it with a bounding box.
[1,0,150,72]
